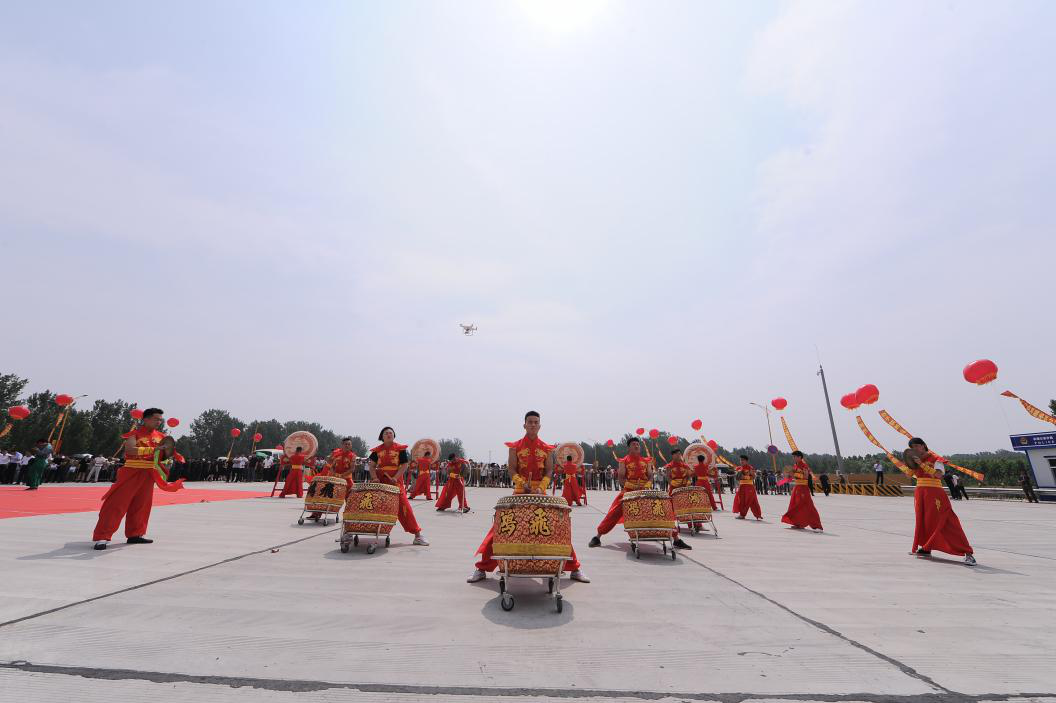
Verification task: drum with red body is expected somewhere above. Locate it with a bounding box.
[492,494,572,574]
[305,475,348,515]
[342,482,399,536]
[670,486,713,524]
[622,489,676,539]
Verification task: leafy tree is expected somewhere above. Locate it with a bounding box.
[187,409,245,460]
[439,437,465,459]
[0,372,29,411]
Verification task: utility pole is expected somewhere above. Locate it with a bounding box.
[817,363,845,474]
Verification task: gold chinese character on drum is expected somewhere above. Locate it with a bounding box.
[671,485,719,537]
[491,494,572,575]
[622,489,679,559]
[340,482,400,554]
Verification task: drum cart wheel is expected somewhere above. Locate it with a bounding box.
[496,556,567,614]
[366,544,376,554]
[353,535,359,546]
[501,594,515,611]
[385,536,391,547]
[555,594,563,613]
[340,542,350,553]
[297,517,305,525]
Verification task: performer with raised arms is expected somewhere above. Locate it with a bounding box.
[780,450,823,531]
[732,454,762,520]
[904,438,975,565]
[589,437,692,550]
[369,427,429,545]
[92,407,184,550]
[435,452,470,512]
[467,411,589,583]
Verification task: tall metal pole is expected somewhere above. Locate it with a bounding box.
[749,402,779,474]
[817,364,845,474]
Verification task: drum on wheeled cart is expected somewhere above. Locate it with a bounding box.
[491,494,572,613]
[338,482,398,554]
[298,475,348,526]
[622,489,678,560]
[671,485,719,537]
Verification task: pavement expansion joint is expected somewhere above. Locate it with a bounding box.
[0,661,1052,703]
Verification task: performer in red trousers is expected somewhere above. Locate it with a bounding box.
[93,408,184,550]
[369,427,429,545]
[589,438,692,550]
[693,454,719,510]
[408,451,436,500]
[905,438,975,565]
[435,453,470,512]
[781,451,823,531]
[468,411,589,583]
[559,454,584,506]
[279,446,308,498]
[732,454,762,520]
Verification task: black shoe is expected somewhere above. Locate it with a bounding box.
[673,538,692,550]
[93,542,107,550]
[588,536,601,548]
[460,507,471,513]
[127,536,153,545]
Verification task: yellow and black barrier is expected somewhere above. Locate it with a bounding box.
[830,482,904,497]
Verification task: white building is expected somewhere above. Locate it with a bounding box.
[1010,431,1056,497]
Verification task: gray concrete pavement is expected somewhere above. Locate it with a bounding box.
[1,483,1053,702]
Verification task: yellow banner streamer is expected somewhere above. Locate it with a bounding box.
[717,454,737,468]
[855,416,914,477]
[879,409,984,482]
[1002,391,1056,426]
[780,417,799,453]
[0,423,11,439]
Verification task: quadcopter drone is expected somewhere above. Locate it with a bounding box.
[459,323,477,336]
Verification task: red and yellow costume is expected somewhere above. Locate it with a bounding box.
[308,448,357,519]
[911,452,973,556]
[732,463,762,519]
[475,435,581,572]
[280,451,307,498]
[666,460,691,492]
[92,427,184,541]
[781,460,823,530]
[560,460,584,506]
[693,461,720,510]
[596,452,654,535]
[435,457,469,510]
[408,457,434,500]
[370,442,422,535]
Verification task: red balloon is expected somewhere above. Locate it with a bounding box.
[707,439,718,451]
[771,397,788,411]
[253,432,263,442]
[667,435,678,446]
[130,408,144,420]
[7,406,30,420]
[855,384,880,405]
[166,417,180,428]
[963,359,998,386]
[54,394,74,407]
[230,428,241,438]
[605,439,614,447]
[635,427,645,436]
[690,419,702,431]
[840,392,861,410]
[648,428,660,439]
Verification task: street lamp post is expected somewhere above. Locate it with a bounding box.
[749,402,779,474]
[817,363,846,475]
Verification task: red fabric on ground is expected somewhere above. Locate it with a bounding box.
[0,486,270,519]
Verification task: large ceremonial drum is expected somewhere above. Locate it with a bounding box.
[622,489,676,538]
[492,495,572,574]
[342,482,399,535]
[670,486,712,523]
[305,475,348,514]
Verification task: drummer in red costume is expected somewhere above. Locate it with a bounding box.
[308,437,358,520]
[693,454,719,510]
[369,427,429,546]
[92,407,184,550]
[905,438,975,565]
[467,411,589,583]
[559,454,584,506]
[589,438,693,550]
[732,454,762,520]
[435,453,470,512]
[408,450,436,500]
[780,451,823,531]
[279,446,308,498]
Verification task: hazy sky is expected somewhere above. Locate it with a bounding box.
[3,1,1053,459]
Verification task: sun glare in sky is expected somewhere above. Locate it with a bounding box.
[515,0,611,35]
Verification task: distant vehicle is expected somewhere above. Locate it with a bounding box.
[459,323,477,336]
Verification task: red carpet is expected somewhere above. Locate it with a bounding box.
[0,486,271,519]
